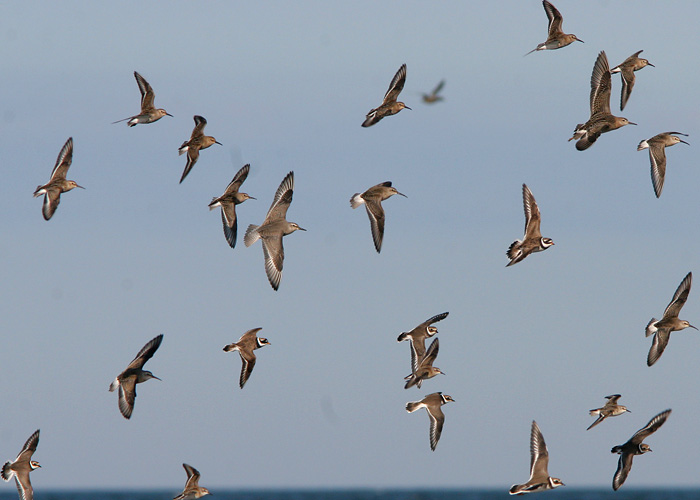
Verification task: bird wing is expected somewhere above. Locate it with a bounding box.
[239,350,257,388]
[619,67,636,111]
[629,409,671,445]
[586,414,606,431]
[427,405,445,451]
[224,163,251,194]
[662,272,692,320]
[13,474,33,500]
[383,64,407,104]
[420,337,440,367]
[134,72,156,111]
[409,337,427,374]
[15,430,39,463]
[180,148,200,184]
[522,184,542,240]
[49,137,74,181]
[612,452,633,491]
[529,421,550,481]
[420,312,449,328]
[42,189,61,221]
[543,0,564,36]
[221,204,238,249]
[126,334,164,370]
[430,80,445,97]
[606,394,622,405]
[264,171,295,223]
[648,142,667,198]
[364,198,386,253]
[182,463,201,490]
[191,115,207,139]
[590,51,612,116]
[262,235,284,291]
[118,377,137,419]
[647,330,670,367]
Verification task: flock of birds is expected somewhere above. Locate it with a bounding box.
[6,1,695,498]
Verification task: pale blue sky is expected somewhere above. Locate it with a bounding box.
[1,0,699,492]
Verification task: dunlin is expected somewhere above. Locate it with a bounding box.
[569,51,636,150]
[405,392,454,451]
[611,409,671,490]
[33,138,83,220]
[404,338,443,389]
[646,272,696,367]
[587,394,630,431]
[244,171,305,290]
[223,327,271,388]
[109,334,163,419]
[637,132,689,198]
[362,64,410,127]
[179,115,222,183]
[507,184,553,267]
[1,430,40,500]
[509,421,564,495]
[113,71,172,126]
[611,50,654,111]
[422,80,445,103]
[174,463,210,500]
[525,0,583,56]
[397,312,449,374]
[350,181,406,253]
[209,163,255,248]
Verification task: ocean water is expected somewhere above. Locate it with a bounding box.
[0,489,698,500]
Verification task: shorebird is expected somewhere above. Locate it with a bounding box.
[422,80,445,103]
[33,137,83,220]
[209,163,255,248]
[637,132,689,198]
[587,395,630,431]
[404,338,443,389]
[112,71,172,126]
[611,409,671,491]
[109,334,163,419]
[611,50,654,111]
[223,327,271,388]
[350,181,406,253]
[525,0,583,56]
[244,171,305,291]
[509,421,564,495]
[405,392,454,451]
[569,51,636,151]
[362,64,410,127]
[1,430,40,500]
[646,272,696,367]
[174,463,210,500]
[178,115,222,183]
[507,184,553,267]
[397,312,449,374]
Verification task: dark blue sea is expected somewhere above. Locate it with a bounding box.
[1,489,698,500]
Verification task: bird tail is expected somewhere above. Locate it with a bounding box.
[397,331,409,342]
[637,140,649,151]
[222,342,238,352]
[1,462,13,481]
[350,193,364,209]
[405,401,421,413]
[208,197,220,210]
[244,225,260,247]
[506,240,522,266]
[108,378,119,392]
[178,143,189,156]
[645,318,658,337]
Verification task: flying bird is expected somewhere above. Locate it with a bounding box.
[525,0,583,56]
[178,115,222,183]
[362,64,410,127]
[350,181,407,253]
[174,463,210,500]
[397,312,449,374]
[405,392,454,451]
[244,171,305,290]
[422,80,445,103]
[33,138,83,220]
[209,163,255,248]
[611,409,671,490]
[223,328,271,388]
[646,272,696,366]
[109,334,163,419]
[587,394,630,431]
[506,184,553,266]
[112,71,172,126]
[509,421,564,495]
[1,430,40,500]
[610,50,654,111]
[637,132,689,198]
[404,337,443,389]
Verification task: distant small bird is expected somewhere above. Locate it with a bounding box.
[244,171,305,291]
[350,181,407,253]
[569,51,636,151]
[646,272,696,367]
[422,80,445,103]
[1,430,40,500]
[637,132,689,198]
[362,64,410,127]
[405,392,454,451]
[611,50,654,111]
[587,394,630,431]
[33,137,83,220]
[525,0,583,56]
[611,409,671,491]
[223,327,271,388]
[112,71,172,126]
[507,184,553,267]
[174,463,210,500]
[109,334,163,419]
[509,421,564,495]
[404,337,443,389]
[209,163,255,248]
[397,312,449,374]
[178,115,222,183]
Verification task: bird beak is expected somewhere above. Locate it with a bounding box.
[153,375,162,381]
[248,196,257,200]
[404,106,412,110]
[689,324,698,330]
[626,409,632,413]
[396,191,407,198]
[76,184,85,189]
[628,122,637,126]
[215,141,223,146]
[298,226,307,231]
[679,139,690,145]
[166,113,173,117]
[647,63,655,68]
[576,38,584,43]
